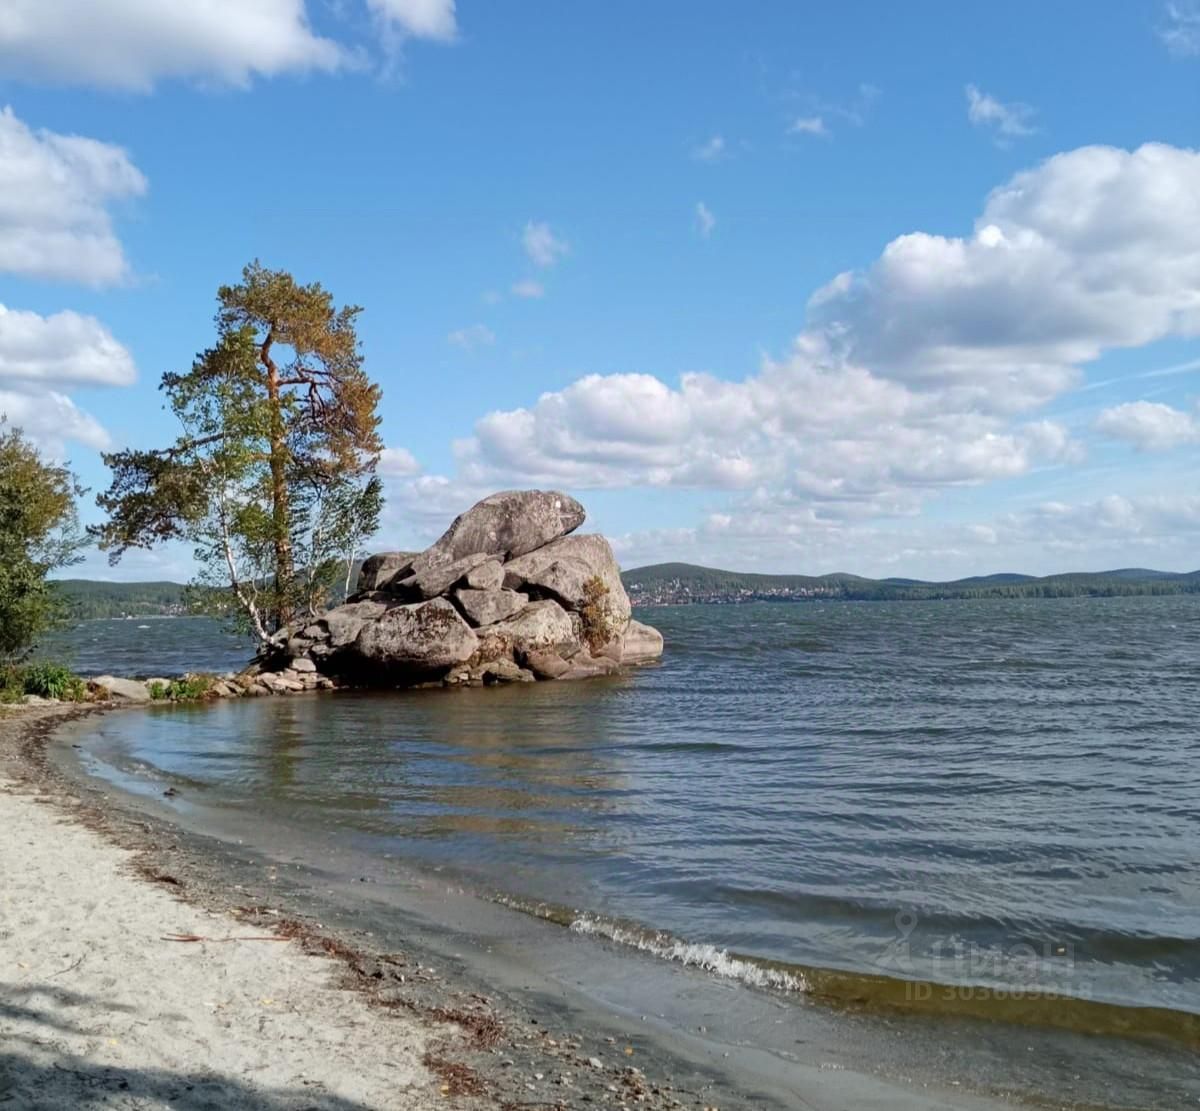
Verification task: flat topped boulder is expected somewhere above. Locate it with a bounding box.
[410,490,585,575]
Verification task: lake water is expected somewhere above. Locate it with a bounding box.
[62,598,1200,1041]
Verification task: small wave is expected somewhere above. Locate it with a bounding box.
[569,914,806,992]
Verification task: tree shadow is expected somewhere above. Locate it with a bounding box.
[0,983,387,1110]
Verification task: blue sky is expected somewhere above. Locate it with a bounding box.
[2,0,1199,580]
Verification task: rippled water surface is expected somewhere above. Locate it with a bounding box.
[71,597,1200,1020]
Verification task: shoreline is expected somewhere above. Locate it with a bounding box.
[2,702,731,1111]
[4,702,1198,1109]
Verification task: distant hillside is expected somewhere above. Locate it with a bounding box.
[54,562,1200,618]
[621,563,1200,605]
[54,580,187,619]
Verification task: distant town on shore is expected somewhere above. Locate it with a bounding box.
[53,562,1200,619]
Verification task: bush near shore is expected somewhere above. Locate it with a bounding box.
[0,663,219,706]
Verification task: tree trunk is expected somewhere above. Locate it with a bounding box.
[262,335,294,629]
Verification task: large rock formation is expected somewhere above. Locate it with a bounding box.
[272,489,663,688]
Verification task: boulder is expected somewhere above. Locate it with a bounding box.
[453,587,529,627]
[395,552,494,601]
[523,649,571,680]
[92,676,151,703]
[357,551,418,592]
[278,491,662,688]
[354,597,479,672]
[621,619,664,665]
[409,490,585,575]
[501,534,631,648]
[464,559,504,591]
[473,658,536,685]
[325,599,389,648]
[491,599,580,658]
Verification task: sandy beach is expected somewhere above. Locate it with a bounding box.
[0,704,751,1111]
[0,706,469,1111]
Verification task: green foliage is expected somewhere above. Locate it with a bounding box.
[0,661,88,702]
[149,674,214,701]
[622,562,1200,604]
[92,262,383,644]
[22,661,87,701]
[55,580,185,619]
[0,423,87,662]
[0,666,25,704]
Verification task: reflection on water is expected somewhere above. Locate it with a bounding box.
[73,596,1200,1023]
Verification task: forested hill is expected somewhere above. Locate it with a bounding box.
[54,580,186,619]
[54,563,1200,617]
[621,563,1200,605]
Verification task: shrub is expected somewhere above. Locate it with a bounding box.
[0,665,26,704]
[150,674,215,702]
[578,575,615,654]
[21,661,86,702]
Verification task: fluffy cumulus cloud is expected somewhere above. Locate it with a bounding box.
[0,305,136,388]
[0,106,147,285]
[0,389,111,455]
[0,303,135,453]
[378,446,422,476]
[419,142,1200,569]
[0,0,460,91]
[0,0,344,91]
[1095,400,1200,451]
[806,143,1200,410]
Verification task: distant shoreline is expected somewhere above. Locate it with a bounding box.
[53,565,1200,619]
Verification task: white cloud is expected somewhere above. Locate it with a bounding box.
[0,106,147,286]
[1095,400,1200,450]
[966,84,1037,140]
[695,201,716,238]
[378,446,422,476]
[0,304,136,387]
[806,143,1200,411]
[789,116,828,137]
[434,141,1200,570]
[522,220,569,269]
[692,134,726,161]
[0,389,111,455]
[510,278,545,299]
[613,490,1200,578]
[447,323,495,351]
[0,302,135,455]
[1160,1,1200,56]
[0,0,345,92]
[366,0,456,41]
